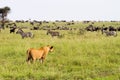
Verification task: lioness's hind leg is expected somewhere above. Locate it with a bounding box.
[26,57,31,64]
[31,57,36,63]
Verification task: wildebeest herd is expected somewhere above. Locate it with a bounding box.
[85,24,118,36]
[1,20,120,39]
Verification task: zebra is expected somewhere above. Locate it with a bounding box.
[16,28,34,39]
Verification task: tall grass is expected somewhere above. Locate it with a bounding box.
[0,26,120,80]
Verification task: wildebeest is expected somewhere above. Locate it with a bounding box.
[16,28,34,39]
[101,27,108,32]
[32,26,39,30]
[10,26,17,33]
[85,25,100,31]
[108,26,117,31]
[117,27,120,31]
[102,30,117,37]
[26,45,54,63]
[47,29,60,37]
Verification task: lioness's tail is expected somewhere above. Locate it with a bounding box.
[26,48,32,62]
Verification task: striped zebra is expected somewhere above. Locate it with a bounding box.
[16,28,34,39]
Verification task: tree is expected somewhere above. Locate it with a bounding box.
[0,6,10,29]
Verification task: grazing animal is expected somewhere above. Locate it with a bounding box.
[102,30,117,37]
[108,26,117,31]
[26,45,54,63]
[117,27,120,31]
[101,27,108,32]
[10,26,17,33]
[85,25,100,31]
[16,28,34,39]
[33,26,39,30]
[47,29,60,37]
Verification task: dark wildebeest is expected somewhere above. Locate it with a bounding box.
[102,30,117,37]
[108,26,117,31]
[33,26,39,30]
[101,27,108,34]
[16,28,34,39]
[85,25,100,31]
[47,29,60,37]
[117,27,120,31]
[10,26,17,33]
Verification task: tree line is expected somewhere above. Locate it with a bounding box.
[0,6,11,29]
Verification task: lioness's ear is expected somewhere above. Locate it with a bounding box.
[50,46,53,49]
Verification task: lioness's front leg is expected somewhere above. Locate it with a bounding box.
[41,57,45,63]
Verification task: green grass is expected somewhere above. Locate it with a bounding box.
[0,21,120,80]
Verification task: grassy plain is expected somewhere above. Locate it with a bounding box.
[0,21,120,80]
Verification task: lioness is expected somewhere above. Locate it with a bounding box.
[26,45,53,63]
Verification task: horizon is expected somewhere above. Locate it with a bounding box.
[0,0,120,21]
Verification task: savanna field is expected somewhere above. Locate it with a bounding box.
[0,21,120,80]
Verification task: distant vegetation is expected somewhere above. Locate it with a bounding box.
[0,6,11,29]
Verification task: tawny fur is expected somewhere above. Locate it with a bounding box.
[26,45,53,63]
